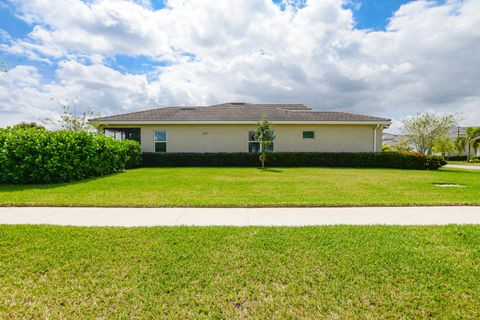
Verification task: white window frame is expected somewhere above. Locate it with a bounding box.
[153,130,167,153]
[302,130,315,140]
[248,130,274,153]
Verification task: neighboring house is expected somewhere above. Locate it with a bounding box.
[382,132,402,148]
[93,103,391,153]
[382,132,415,150]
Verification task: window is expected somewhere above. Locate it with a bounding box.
[154,130,167,153]
[302,131,315,139]
[104,128,141,143]
[248,131,260,153]
[248,130,274,153]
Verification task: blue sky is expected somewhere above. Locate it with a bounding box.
[344,0,411,29]
[0,0,479,128]
[0,3,32,65]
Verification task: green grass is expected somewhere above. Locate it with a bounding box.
[448,161,480,166]
[1,225,479,319]
[1,167,480,207]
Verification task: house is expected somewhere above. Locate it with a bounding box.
[382,132,415,151]
[93,103,391,153]
[382,132,403,148]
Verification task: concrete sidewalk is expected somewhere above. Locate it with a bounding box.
[445,164,480,170]
[1,206,479,226]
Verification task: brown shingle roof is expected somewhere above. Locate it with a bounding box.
[93,103,390,122]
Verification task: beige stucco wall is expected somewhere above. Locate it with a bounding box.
[101,123,384,153]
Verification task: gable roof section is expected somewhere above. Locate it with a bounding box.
[93,102,391,124]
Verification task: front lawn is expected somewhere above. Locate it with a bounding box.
[448,161,480,167]
[1,225,479,319]
[0,167,479,207]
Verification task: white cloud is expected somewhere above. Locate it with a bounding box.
[8,0,173,59]
[0,61,153,127]
[1,0,480,129]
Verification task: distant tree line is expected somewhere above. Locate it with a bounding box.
[395,112,479,160]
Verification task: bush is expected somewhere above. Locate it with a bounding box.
[449,155,467,161]
[123,139,142,169]
[143,152,257,167]
[469,156,480,163]
[426,156,447,170]
[0,128,142,184]
[142,152,444,170]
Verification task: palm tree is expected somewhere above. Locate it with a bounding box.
[454,136,466,157]
[465,127,480,161]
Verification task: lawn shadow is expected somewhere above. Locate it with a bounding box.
[0,171,127,192]
[259,168,284,173]
[440,168,480,175]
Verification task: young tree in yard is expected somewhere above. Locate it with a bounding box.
[382,144,391,152]
[454,136,467,157]
[432,136,454,159]
[401,112,456,155]
[254,116,275,169]
[44,102,99,132]
[465,127,480,161]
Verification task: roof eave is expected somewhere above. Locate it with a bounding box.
[95,120,392,126]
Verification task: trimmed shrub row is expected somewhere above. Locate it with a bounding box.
[0,128,141,184]
[448,155,467,161]
[142,152,446,170]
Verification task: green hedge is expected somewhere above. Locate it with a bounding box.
[425,156,447,170]
[448,156,467,161]
[142,152,446,170]
[0,128,141,184]
[123,139,143,169]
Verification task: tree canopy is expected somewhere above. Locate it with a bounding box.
[401,112,456,155]
[43,103,99,132]
[10,122,46,130]
[432,136,454,159]
[465,127,480,160]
